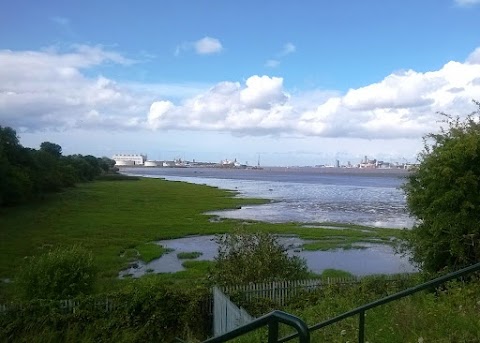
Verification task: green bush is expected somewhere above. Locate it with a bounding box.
[16,245,97,300]
[403,101,480,272]
[0,280,212,343]
[208,230,309,286]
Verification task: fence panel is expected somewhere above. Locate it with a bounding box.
[213,286,254,337]
[221,277,362,306]
[221,275,411,307]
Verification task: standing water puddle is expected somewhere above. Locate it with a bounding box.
[118,235,416,278]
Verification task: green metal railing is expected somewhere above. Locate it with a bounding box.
[201,310,310,343]
[200,261,480,343]
[280,261,480,343]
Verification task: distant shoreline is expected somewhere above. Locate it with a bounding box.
[254,166,410,176]
[120,165,411,178]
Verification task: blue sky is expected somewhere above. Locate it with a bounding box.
[1,0,480,166]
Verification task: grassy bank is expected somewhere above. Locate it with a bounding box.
[0,178,266,280]
[0,177,403,296]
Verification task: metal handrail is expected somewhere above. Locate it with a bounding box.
[196,262,480,343]
[278,261,480,343]
[201,310,310,343]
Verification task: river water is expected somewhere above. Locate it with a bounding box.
[118,167,417,277]
[122,167,414,229]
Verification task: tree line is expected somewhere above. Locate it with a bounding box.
[0,126,116,207]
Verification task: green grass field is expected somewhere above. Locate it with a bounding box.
[0,177,403,290]
[0,178,266,279]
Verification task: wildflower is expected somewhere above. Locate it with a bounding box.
[341,329,347,336]
[418,337,424,343]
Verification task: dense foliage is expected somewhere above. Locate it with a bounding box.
[403,101,480,272]
[0,126,116,206]
[208,230,309,286]
[0,279,212,343]
[16,245,97,300]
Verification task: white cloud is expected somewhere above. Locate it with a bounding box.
[148,101,175,129]
[194,37,223,55]
[264,42,296,68]
[280,42,296,56]
[2,45,480,144]
[0,45,145,131]
[148,50,480,139]
[454,0,480,6]
[240,76,288,108]
[176,36,223,56]
[467,47,480,64]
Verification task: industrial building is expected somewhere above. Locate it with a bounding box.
[112,154,147,166]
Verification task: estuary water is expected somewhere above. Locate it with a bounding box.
[119,167,417,276]
[122,167,414,229]
[119,235,416,278]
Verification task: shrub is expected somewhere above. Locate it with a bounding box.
[0,280,212,342]
[403,101,480,272]
[208,230,309,286]
[16,245,97,300]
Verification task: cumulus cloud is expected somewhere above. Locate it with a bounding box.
[2,45,480,142]
[175,36,223,56]
[0,45,146,131]
[147,76,290,134]
[149,50,480,139]
[467,47,480,64]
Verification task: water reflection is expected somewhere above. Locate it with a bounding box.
[118,235,416,278]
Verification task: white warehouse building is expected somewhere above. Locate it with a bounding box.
[112,154,147,166]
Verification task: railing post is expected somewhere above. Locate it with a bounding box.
[268,319,279,343]
[358,310,365,343]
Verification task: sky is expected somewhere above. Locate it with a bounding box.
[1,0,480,166]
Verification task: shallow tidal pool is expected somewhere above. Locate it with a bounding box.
[119,235,416,278]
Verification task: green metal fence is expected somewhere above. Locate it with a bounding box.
[200,261,480,343]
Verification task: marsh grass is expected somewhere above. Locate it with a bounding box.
[136,243,173,262]
[303,239,368,251]
[0,178,265,281]
[320,268,354,278]
[177,251,203,259]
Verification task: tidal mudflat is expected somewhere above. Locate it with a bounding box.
[122,167,414,229]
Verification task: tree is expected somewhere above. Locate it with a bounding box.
[403,101,480,273]
[208,230,309,286]
[40,141,62,158]
[0,126,111,207]
[0,127,35,205]
[99,156,116,173]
